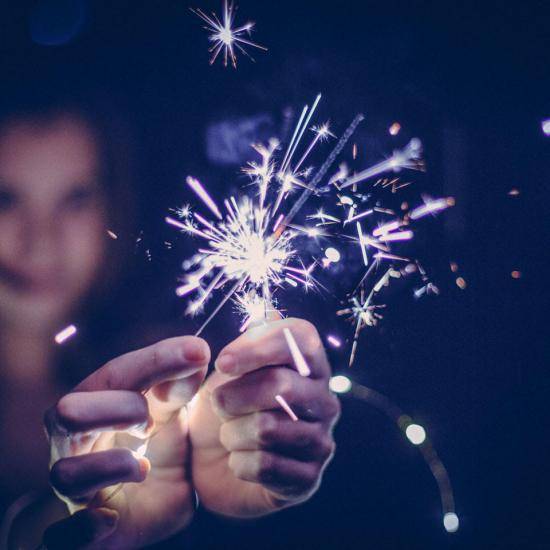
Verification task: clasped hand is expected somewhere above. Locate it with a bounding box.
[43,318,340,547]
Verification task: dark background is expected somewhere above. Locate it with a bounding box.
[1,1,548,548]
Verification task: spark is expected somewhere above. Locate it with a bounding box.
[339,138,424,189]
[191,1,267,68]
[275,394,299,421]
[389,122,401,136]
[327,335,342,348]
[283,327,311,377]
[408,197,455,220]
[54,324,77,345]
[107,230,118,240]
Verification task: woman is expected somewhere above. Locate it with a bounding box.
[0,81,139,541]
[0,81,339,548]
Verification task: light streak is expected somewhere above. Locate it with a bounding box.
[339,138,423,189]
[275,394,298,421]
[54,325,77,344]
[283,327,311,377]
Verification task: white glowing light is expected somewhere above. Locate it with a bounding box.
[186,176,223,220]
[327,335,342,348]
[409,197,454,220]
[54,325,77,345]
[378,230,414,242]
[542,119,550,136]
[275,394,298,421]
[405,423,426,445]
[325,247,341,263]
[443,512,460,533]
[107,230,118,240]
[191,1,267,68]
[132,442,149,460]
[329,375,352,394]
[283,327,311,377]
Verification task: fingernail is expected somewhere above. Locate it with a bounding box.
[138,457,151,477]
[215,353,236,373]
[184,339,208,362]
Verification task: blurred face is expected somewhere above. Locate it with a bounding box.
[0,115,107,331]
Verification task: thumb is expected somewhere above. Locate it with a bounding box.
[147,365,208,424]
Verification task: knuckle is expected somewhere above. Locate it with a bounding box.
[211,386,227,414]
[256,413,279,447]
[219,422,233,450]
[286,319,322,365]
[256,452,277,483]
[304,464,322,488]
[54,395,79,432]
[319,437,335,461]
[268,368,293,396]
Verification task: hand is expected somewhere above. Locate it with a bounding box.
[43,336,210,548]
[188,317,340,518]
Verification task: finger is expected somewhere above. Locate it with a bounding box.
[45,391,149,436]
[147,369,207,423]
[220,411,335,461]
[212,366,341,421]
[76,336,210,392]
[50,448,149,502]
[228,450,322,500]
[215,318,330,379]
[43,507,118,549]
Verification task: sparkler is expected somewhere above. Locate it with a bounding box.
[168,95,363,335]
[191,1,267,68]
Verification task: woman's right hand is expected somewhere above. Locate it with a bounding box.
[42,335,210,548]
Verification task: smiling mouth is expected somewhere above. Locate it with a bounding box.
[0,262,62,295]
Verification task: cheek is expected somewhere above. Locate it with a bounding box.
[62,212,107,292]
[0,212,23,267]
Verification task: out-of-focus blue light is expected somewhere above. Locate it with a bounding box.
[29,0,87,46]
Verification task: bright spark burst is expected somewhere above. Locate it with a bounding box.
[168,95,361,334]
[191,1,267,68]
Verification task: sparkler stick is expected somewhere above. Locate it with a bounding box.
[275,113,365,238]
[280,94,322,175]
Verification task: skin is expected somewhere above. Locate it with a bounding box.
[43,318,340,547]
[44,336,210,548]
[0,115,107,336]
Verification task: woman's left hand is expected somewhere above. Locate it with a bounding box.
[43,336,210,548]
[189,317,340,518]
